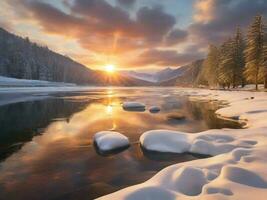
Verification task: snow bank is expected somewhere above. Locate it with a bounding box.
[94,131,129,152]
[140,130,190,153]
[140,129,252,156]
[0,75,75,87]
[98,89,267,200]
[122,102,146,111]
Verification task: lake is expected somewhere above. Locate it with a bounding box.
[0,88,242,200]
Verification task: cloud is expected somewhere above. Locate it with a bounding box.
[190,0,267,45]
[129,49,204,67]
[5,0,190,60]
[27,1,85,35]
[7,0,267,69]
[165,29,188,46]
[116,0,136,8]
[135,6,176,44]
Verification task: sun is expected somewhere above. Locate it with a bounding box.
[105,64,115,73]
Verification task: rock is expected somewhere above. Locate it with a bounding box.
[122,102,146,111]
[149,106,160,113]
[167,113,186,120]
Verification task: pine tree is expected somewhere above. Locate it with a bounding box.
[201,45,220,87]
[244,15,265,90]
[218,38,233,88]
[232,27,246,87]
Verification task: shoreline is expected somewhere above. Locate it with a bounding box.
[97,88,267,200]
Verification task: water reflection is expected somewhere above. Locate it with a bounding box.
[0,98,89,161]
[0,88,242,200]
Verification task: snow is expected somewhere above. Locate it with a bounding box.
[94,131,130,152]
[140,130,190,153]
[0,76,75,87]
[97,89,267,200]
[149,106,160,113]
[122,102,146,111]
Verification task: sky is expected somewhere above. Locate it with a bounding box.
[1,0,267,72]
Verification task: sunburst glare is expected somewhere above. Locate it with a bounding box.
[105,64,115,73]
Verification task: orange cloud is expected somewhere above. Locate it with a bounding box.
[193,0,214,23]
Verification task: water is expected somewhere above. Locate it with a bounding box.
[0,88,241,200]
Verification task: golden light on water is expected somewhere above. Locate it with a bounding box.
[106,105,113,114]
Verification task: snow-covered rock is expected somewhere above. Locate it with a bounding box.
[122,102,146,111]
[140,130,190,153]
[94,131,129,152]
[149,106,160,113]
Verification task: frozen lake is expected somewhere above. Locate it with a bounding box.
[0,87,242,200]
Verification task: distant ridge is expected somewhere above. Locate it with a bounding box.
[123,60,204,86]
[158,60,204,86]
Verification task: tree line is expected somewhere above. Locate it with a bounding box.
[0,27,99,84]
[197,15,267,90]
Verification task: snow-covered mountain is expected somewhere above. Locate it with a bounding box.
[159,60,204,86]
[122,65,190,83]
[121,71,157,82]
[155,66,188,82]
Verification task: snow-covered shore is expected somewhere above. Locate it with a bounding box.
[98,89,267,200]
[0,76,76,87]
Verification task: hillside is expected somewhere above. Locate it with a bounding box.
[159,59,204,86]
[0,28,151,86]
[123,66,190,83]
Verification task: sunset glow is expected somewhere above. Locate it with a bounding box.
[105,64,115,74]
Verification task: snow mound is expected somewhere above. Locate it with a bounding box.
[140,130,190,153]
[122,102,146,111]
[140,130,249,156]
[149,106,160,113]
[94,131,129,152]
[171,166,207,196]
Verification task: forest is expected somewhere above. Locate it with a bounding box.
[197,15,267,90]
[0,28,100,84]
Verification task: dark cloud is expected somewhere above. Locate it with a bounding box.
[165,29,188,46]
[190,0,267,45]
[71,0,135,35]
[130,49,204,67]
[116,0,136,8]
[27,1,85,35]
[136,6,176,43]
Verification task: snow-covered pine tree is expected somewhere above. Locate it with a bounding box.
[244,15,265,90]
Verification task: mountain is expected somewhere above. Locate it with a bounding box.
[155,66,189,82]
[159,59,204,86]
[121,70,157,82]
[124,64,196,83]
[0,27,151,86]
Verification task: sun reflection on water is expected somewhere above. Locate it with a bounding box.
[106,105,113,114]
